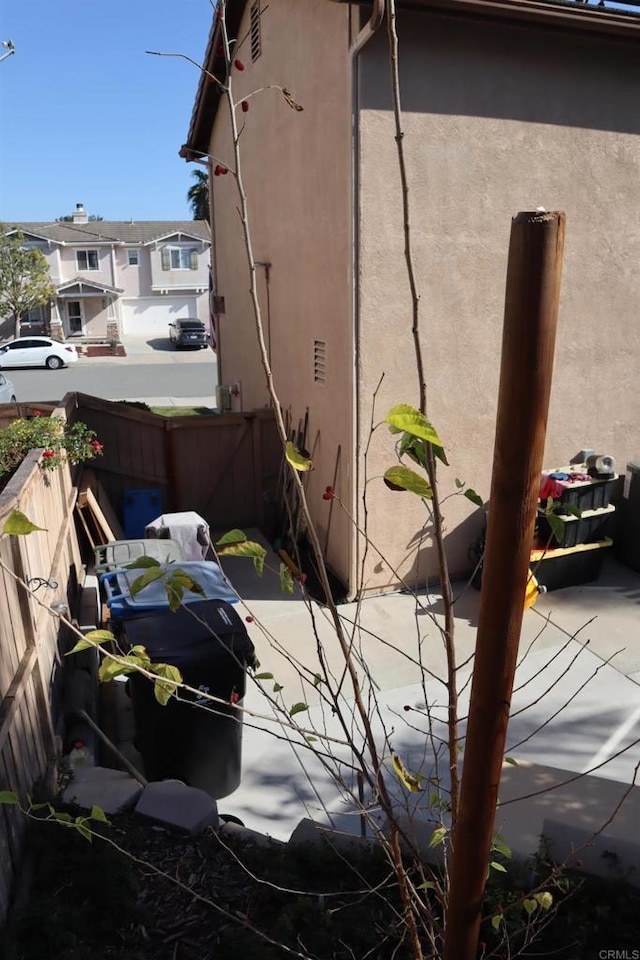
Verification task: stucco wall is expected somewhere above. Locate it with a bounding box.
[208,0,353,583]
[357,11,640,588]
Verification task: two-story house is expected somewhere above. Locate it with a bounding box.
[4,204,211,341]
[182,0,640,597]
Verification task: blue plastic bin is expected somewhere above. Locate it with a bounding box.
[100,560,237,620]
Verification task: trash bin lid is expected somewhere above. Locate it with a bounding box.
[100,560,238,610]
[122,599,255,666]
[94,538,185,574]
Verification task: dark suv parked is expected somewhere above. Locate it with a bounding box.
[168,319,210,349]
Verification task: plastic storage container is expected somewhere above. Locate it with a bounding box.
[537,504,615,548]
[122,600,255,799]
[123,488,163,539]
[553,476,617,514]
[94,538,185,574]
[530,538,612,591]
[100,560,237,620]
[616,461,640,573]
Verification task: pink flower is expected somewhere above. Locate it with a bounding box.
[90,439,103,452]
[33,410,42,417]
[42,449,54,459]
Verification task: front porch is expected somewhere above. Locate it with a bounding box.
[52,277,124,343]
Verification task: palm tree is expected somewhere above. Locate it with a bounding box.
[187,170,209,222]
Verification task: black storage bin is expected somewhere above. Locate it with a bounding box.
[616,461,640,573]
[121,600,255,800]
[531,538,613,591]
[537,505,615,548]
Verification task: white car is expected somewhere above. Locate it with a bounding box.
[0,372,16,402]
[0,337,79,370]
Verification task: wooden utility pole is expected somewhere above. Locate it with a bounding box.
[444,211,566,960]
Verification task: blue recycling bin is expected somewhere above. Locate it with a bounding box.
[100,560,237,621]
[122,600,255,798]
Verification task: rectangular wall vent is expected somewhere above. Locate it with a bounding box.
[314,340,326,384]
[250,1,262,62]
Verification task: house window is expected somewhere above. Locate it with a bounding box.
[313,340,326,384]
[77,249,99,271]
[161,247,198,271]
[250,1,262,61]
[127,249,139,265]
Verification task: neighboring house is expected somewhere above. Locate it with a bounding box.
[3,205,211,341]
[182,0,640,596]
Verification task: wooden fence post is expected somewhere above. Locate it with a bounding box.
[444,211,566,960]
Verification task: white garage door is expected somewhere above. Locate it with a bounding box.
[121,297,198,336]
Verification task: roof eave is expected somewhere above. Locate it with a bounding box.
[181,0,249,163]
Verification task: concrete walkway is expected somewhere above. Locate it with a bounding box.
[101,542,640,873]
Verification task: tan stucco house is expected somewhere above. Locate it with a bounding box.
[4,205,211,341]
[182,0,640,597]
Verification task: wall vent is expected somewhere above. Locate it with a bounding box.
[250,1,262,62]
[313,340,326,384]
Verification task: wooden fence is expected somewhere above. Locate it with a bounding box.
[70,394,282,537]
[0,410,83,923]
[0,394,282,922]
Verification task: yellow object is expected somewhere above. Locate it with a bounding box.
[391,753,424,793]
[524,571,544,609]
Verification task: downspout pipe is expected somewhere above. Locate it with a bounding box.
[348,0,385,600]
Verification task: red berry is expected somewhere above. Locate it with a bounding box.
[325,485,334,495]
[245,615,254,623]
[230,690,239,703]
[215,5,223,20]
[241,100,249,113]
[220,167,228,175]
[234,59,245,71]
[298,573,307,584]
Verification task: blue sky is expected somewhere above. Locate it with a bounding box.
[0,0,213,223]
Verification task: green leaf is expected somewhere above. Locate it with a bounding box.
[216,529,247,546]
[0,791,19,805]
[313,673,323,687]
[151,663,182,705]
[417,880,436,890]
[464,488,484,508]
[285,441,312,472]
[562,504,582,520]
[492,835,512,860]
[432,443,449,467]
[129,566,166,597]
[428,826,448,848]
[124,556,161,569]
[53,811,73,823]
[98,658,136,683]
[74,820,93,842]
[2,510,47,535]
[254,672,274,680]
[490,861,507,873]
[89,805,109,824]
[289,702,309,717]
[455,478,464,489]
[385,405,443,448]
[534,891,553,911]
[546,511,565,544]
[218,540,266,577]
[66,629,115,656]
[504,756,518,766]
[279,562,294,595]
[304,735,317,743]
[168,570,205,596]
[384,466,433,498]
[523,898,538,916]
[491,914,503,931]
[399,433,427,469]
[273,682,283,693]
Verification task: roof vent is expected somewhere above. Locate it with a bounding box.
[72,203,89,224]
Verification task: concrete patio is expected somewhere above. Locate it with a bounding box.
[96,540,640,880]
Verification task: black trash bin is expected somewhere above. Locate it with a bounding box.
[121,599,255,800]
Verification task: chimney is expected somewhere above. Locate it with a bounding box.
[72,203,89,224]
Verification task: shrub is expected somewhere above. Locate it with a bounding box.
[0,414,103,482]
